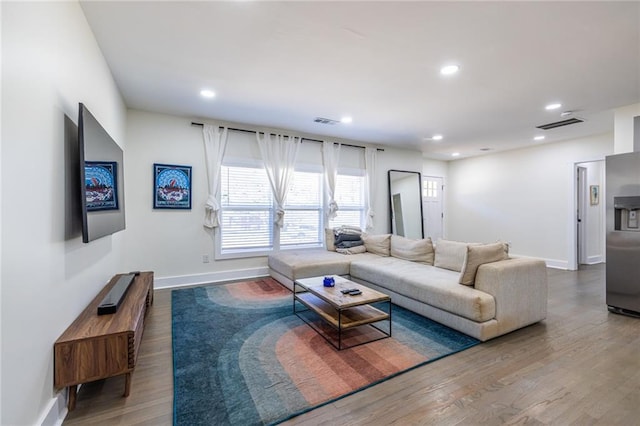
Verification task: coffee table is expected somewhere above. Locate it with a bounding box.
[293,275,391,350]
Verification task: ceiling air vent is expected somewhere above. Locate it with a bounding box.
[536,117,584,130]
[314,117,339,125]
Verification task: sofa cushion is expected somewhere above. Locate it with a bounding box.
[459,242,509,286]
[390,235,434,265]
[324,228,336,251]
[361,233,391,256]
[350,257,495,322]
[434,239,474,272]
[268,249,378,281]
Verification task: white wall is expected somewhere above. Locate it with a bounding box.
[614,103,640,154]
[0,2,4,420]
[423,157,448,180]
[1,2,127,425]
[446,133,613,268]
[124,110,423,287]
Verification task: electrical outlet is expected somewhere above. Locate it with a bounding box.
[202,254,210,263]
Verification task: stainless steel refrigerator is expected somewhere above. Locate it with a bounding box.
[606,151,640,317]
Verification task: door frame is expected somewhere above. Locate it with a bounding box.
[569,159,606,271]
[422,175,444,241]
[577,166,588,266]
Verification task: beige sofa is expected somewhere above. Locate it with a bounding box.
[268,234,548,342]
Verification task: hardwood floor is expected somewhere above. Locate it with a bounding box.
[63,264,640,425]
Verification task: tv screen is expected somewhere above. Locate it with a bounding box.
[79,103,125,243]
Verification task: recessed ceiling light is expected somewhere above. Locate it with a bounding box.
[432,134,443,141]
[341,116,353,124]
[200,89,215,98]
[440,65,460,75]
[545,103,561,110]
[451,152,460,157]
[534,135,545,141]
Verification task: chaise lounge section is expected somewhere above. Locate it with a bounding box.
[268,234,548,342]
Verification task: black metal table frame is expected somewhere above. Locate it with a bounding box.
[293,281,392,350]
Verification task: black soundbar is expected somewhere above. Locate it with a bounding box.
[97,273,135,315]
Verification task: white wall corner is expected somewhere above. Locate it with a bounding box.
[614,103,640,154]
[0,1,4,420]
[544,258,571,270]
[154,266,270,289]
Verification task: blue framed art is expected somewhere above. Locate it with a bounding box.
[85,161,119,211]
[154,163,192,209]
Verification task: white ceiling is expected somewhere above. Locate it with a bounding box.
[80,1,640,160]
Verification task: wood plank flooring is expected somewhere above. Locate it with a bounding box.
[63,264,640,425]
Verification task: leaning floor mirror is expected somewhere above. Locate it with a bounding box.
[388,170,424,239]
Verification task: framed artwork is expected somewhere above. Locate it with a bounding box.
[85,161,119,211]
[154,163,192,209]
[590,185,599,206]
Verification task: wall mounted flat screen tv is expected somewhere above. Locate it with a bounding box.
[79,103,125,243]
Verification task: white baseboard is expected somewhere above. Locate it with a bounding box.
[511,253,569,270]
[586,255,604,265]
[543,258,570,270]
[154,267,270,289]
[37,387,70,426]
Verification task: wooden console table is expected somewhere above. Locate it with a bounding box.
[54,271,154,411]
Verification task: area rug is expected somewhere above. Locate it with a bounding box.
[172,278,479,425]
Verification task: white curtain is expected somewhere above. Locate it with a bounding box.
[322,141,341,221]
[256,132,301,228]
[364,147,377,231]
[202,124,228,228]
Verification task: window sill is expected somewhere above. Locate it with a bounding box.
[215,243,324,260]
[215,247,273,260]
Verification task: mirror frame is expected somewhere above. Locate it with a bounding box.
[388,169,424,239]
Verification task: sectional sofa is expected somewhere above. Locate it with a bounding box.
[268,234,548,341]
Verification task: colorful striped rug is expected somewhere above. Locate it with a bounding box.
[172,278,479,425]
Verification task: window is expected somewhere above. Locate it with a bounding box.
[282,171,323,247]
[218,165,366,257]
[220,165,273,251]
[423,178,439,199]
[329,173,365,229]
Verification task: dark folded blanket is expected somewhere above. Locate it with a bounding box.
[335,240,364,249]
[335,233,362,244]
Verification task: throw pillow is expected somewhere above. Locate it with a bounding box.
[434,239,471,272]
[390,235,434,265]
[336,245,367,255]
[324,228,336,251]
[361,233,391,257]
[459,242,509,286]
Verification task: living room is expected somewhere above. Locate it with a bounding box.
[2,1,640,425]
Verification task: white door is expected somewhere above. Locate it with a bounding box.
[422,176,444,240]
